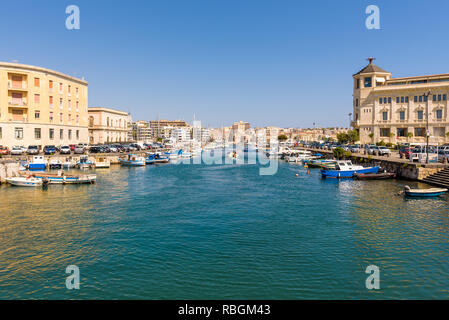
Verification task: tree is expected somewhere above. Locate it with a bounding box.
[347,130,360,144]
[278,134,288,142]
[407,132,413,142]
[368,132,375,143]
[337,132,349,144]
[333,147,345,160]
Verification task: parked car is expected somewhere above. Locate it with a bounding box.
[0,146,9,155]
[89,146,102,153]
[108,145,118,153]
[364,144,376,155]
[377,146,391,156]
[43,145,57,155]
[74,145,85,154]
[438,150,449,163]
[349,145,361,153]
[60,145,71,154]
[27,145,40,155]
[399,146,412,159]
[10,146,24,155]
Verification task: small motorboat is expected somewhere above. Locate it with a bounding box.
[28,156,47,171]
[77,155,93,169]
[30,171,96,184]
[321,160,379,178]
[5,176,44,187]
[49,159,63,169]
[120,154,146,166]
[354,172,396,180]
[95,156,110,168]
[403,185,448,197]
[146,153,169,165]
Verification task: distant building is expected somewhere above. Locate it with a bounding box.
[134,120,152,143]
[88,107,129,144]
[232,121,250,133]
[150,119,189,138]
[352,58,449,145]
[0,61,88,148]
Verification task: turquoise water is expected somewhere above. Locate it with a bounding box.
[1,159,449,299]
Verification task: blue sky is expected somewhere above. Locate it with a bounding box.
[1,0,449,128]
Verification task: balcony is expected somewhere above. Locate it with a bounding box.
[8,101,28,108]
[8,82,28,91]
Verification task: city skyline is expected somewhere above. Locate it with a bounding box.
[2,0,449,128]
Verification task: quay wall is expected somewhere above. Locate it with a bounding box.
[304,148,447,181]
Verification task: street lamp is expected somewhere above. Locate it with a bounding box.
[423,90,431,164]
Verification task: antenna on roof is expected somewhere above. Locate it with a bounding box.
[367,57,376,64]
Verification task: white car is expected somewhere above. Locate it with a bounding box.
[10,146,24,155]
[60,145,71,154]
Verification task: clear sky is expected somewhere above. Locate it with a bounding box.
[2,0,449,128]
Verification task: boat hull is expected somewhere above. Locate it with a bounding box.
[28,164,46,171]
[321,166,379,178]
[120,160,145,166]
[32,173,96,184]
[354,172,396,180]
[6,178,43,187]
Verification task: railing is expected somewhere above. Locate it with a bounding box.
[7,82,28,90]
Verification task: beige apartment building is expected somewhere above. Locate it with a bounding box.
[88,107,129,144]
[149,119,189,138]
[0,62,88,149]
[352,58,449,145]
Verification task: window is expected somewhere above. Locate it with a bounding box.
[60,129,64,139]
[59,83,63,93]
[35,110,40,119]
[396,97,400,103]
[405,96,409,103]
[415,128,425,137]
[399,111,405,120]
[68,130,72,140]
[356,79,360,89]
[438,94,442,101]
[15,127,23,139]
[76,101,79,111]
[69,114,72,122]
[388,97,391,103]
[49,111,54,122]
[383,97,387,104]
[414,96,418,103]
[49,80,53,89]
[76,130,79,139]
[401,97,405,103]
[34,94,40,104]
[76,87,79,96]
[68,100,71,110]
[35,128,41,139]
[34,78,40,87]
[364,77,372,88]
[60,113,63,122]
[49,96,53,107]
[379,98,382,104]
[68,85,71,93]
[424,95,428,102]
[419,96,423,103]
[382,111,388,121]
[49,129,54,140]
[380,128,390,137]
[444,94,447,101]
[76,115,79,123]
[433,95,437,101]
[60,98,63,109]
[397,128,407,137]
[417,110,423,120]
[436,109,443,119]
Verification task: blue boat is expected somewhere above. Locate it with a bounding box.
[146,153,169,164]
[321,160,379,178]
[120,154,146,166]
[28,156,47,171]
[404,185,448,197]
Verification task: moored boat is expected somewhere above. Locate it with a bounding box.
[49,159,63,169]
[28,156,47,171]
[354,172,396,180]
[321,160,379,178]
[77,155,94,169]
[95,156,110,168]
[403,185,447,197]
[120,154,146,166]
[5,176,44,187]
[30,171,96,184]
[146,153,169,164]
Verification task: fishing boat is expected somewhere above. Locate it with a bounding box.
[94,156,110,168]
[307,159,336,169]
[30,171,97,184]
[321,160,379,178]
[28,156,47,171]
[49,158,63,169]
[63,159,75,169]
[5,176,44,187]
[77,155,94,169]
[146,153,169,164]
[403,185,447,197]
[354,172,396,180]
[120,154,146,166]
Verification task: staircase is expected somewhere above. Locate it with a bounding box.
[423,168,449,188]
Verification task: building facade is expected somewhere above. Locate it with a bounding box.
[0,62,88,148]
[352,58,449,145]
[88,107,129,144]
[149,119,189,138]
[134,120,152,143]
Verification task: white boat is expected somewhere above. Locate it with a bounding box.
[77,155,93,169]
[94,156,110,168]
[6,176,44,187]
[119,154,146,166]
[49,159,63,169]
[28,156,47,171]
[63,160,75,169]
